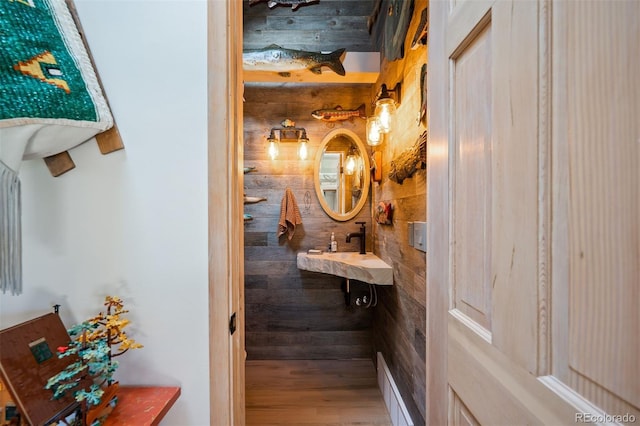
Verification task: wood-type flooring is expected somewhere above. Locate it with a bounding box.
[246,359,392,425]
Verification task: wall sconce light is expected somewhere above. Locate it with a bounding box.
[266,119,310,161]
[373,82,401,134]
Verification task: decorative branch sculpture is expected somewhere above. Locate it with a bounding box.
[45,296,142,423]
[85,296,143,365]
[388,131,427,184]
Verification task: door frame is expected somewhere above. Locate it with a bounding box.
[207,0,245,424]
[425,0,450,424]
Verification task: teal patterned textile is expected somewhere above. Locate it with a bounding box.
[0,0,113,295]
[0,0,98,122]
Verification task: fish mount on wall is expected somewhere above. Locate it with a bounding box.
[384,0,415,61]
[388,130,427,184]
[244,195,267,204]
[411,7,428,50]
[243,44,346,77]
[420,63,426,126]
[311,104,366,122]
[249,0,319,11]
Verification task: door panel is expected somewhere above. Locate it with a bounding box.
[448,317,575,425]
[553,0,640,417]
[451,391,480,426]
[489,0,541,374]
[451,20,493,333]
[565,0,640,406]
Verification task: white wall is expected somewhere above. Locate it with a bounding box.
[0,1,209,424]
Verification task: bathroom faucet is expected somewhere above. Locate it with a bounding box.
[346,222,366,254]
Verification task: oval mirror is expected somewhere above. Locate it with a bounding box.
[314,128,370,221]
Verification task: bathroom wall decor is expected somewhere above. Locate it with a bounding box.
[420,64,427,125]
[311,104,367,122]
[243,44,346,77]
[411,7,428,50]
[388,130,427,184]
[371,151,383,182]
[383,0,415,61]
[244,195,267,204]
[375,201,393,225]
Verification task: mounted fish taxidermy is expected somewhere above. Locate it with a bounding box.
[311,104,366,122]
[249,0,319,10]
[411,7,428,50]
[244,195,267,204]
[243,44,346,77]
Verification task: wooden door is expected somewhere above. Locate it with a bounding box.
[427,0,639,424]
[208,0,246,424]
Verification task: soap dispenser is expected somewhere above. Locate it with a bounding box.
[330,232,338,252]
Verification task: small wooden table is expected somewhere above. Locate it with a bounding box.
[102,386,181,426]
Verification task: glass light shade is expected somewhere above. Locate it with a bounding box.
[344,153,358,176]
[267,137,279,160]
[375,98,396,134]
[298,139,308,160]
[366,116,382,146]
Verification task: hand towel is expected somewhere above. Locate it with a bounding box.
[277,187,302,240]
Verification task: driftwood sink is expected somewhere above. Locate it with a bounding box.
[296,251,393,285]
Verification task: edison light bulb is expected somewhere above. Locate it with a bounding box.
[374,98,396,134]
[366,116,382,146]
[345,153,357,176]
[298,140,308,160]
[268,140,279,160]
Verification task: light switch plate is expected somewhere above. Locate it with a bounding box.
[412,221,427,253]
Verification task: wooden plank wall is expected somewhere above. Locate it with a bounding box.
[243,83,376,360]
[370,0,428,425]
[243,0,377,52]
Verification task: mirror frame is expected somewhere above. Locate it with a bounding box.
[313,128,370,221]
